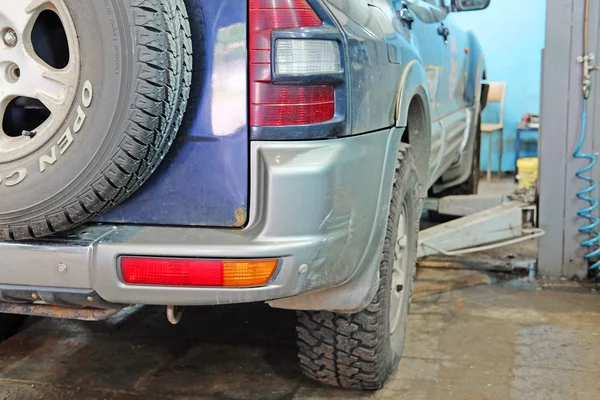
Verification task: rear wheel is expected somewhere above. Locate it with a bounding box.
[0,314,26,341]
[296,144,420,389]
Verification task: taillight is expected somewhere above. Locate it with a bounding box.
[249,0,341,127]
[120,257,279,287]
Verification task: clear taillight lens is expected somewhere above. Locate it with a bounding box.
[275,39,341,75]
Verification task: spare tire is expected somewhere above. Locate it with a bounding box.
[0,0,192,240]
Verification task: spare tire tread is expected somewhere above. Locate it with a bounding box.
[1,0,192,240]
[111,0,193,201]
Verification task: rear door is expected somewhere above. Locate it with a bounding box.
[400,0,445,183]
[431,3,472,175]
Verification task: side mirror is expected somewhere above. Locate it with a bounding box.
[451,0,491,12]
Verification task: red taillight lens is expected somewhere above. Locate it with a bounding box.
[120,258,278,287]
[121,258,224,286]
[249,0,335,127]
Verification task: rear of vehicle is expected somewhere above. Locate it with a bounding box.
[0,0,485,390]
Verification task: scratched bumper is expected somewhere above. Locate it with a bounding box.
[0,129,398,309]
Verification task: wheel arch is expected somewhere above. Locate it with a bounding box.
[395,60,432,197]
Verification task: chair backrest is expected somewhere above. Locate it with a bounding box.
[486,82,507,125]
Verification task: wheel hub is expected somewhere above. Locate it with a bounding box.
[0,0,79,163]
[389,203,410,337]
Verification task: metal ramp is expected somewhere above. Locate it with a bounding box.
[418,191,542,275]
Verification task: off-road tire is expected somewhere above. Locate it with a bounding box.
[0,0,193,240]
[296,144,420,390]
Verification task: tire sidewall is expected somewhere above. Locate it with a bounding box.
[0,0,133,220]
[381,145,419,374]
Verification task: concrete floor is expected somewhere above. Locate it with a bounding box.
[2,179,600,399]
[1,275,599,400]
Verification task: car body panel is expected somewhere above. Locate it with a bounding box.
[95,0,249,227]
[96,0,482,228]
[402,0,480,184]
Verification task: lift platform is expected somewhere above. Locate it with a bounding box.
[418,190,542,276]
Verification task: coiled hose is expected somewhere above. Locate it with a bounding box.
[574,0,600,276]
[573,99,600,274]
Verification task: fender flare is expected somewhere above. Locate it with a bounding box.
[395,59,432,197]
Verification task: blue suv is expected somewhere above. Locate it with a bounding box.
[0,0,489,389]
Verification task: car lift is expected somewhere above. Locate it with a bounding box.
[418,189,542,278]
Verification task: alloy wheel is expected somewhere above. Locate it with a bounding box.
[0,0,79,163]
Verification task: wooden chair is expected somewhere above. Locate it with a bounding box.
[481,82,506,182]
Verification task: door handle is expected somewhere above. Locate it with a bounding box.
[437,24,450,44]
[398,7,415,29]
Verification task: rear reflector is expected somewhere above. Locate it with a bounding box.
[251,87,335,126]
[120,258,278,287]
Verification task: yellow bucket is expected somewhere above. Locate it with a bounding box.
[517,157,538,189]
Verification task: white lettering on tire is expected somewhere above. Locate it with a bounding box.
[82,80,93,108]
[73,106,87,133]
[4,169,27,187]
[39,146,57,173]
[37,81,93,174]
[58,128,73,154]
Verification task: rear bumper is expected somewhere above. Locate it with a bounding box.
[0,128,400,312]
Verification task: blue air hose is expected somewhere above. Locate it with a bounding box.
[573,99,600,274]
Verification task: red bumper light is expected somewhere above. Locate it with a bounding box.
[120,258,278,287]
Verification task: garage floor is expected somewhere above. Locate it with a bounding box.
[2,180,600,400]
[1,272,599,399]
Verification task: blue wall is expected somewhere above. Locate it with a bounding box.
[449,0,547,172]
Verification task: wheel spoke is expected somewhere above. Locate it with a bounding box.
[1,0,70,113]
[398,234,408,248]
[33,68,70,113]
[24,0,49,14]
[390,205,410,336]
[14,59,70,114]
[0,100,9,136]
[0,0,45,37]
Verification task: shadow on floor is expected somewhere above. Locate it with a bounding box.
[1,304,310,400]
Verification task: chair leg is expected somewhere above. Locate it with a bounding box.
[487,133,492,183]
[515,129,521,172]
[499,129,503,178]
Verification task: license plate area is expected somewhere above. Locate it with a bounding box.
[0,225,116,289]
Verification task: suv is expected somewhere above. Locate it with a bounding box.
[0,0,489,389]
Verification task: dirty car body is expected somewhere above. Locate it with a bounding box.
[0,0,486,317]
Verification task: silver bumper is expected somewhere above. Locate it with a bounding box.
[0,129,400,312]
